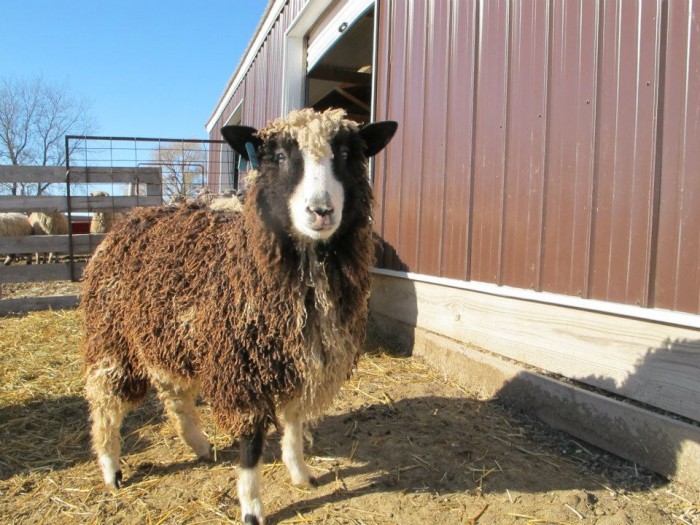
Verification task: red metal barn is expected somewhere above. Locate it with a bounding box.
[206,0,700,488]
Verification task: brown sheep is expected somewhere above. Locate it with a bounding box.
[81,108,397,525]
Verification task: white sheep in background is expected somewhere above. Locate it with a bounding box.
[89,191,124,234]
[209,190,245,213]
[195,186,215,205]
[82,108,398,525]
[0,212,33,265]
[28,210,69,263]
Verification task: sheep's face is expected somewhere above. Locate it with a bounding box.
[285,139,345,241]
[221,109,398,243]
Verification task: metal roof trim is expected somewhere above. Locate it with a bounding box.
[205,0,286,133]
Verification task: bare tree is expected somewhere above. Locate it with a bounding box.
[151,142,207,202]
[0,76,97,195]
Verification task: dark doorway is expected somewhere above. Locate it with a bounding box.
[306,8,374,124]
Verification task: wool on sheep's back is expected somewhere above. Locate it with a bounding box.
[81,196,373,436]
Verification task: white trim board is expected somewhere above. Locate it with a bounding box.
[282,0,335,114]
[370,273,700,422]
[372,267,700,330]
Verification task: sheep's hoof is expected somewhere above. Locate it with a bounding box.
[196,453,214,464]
[294,476,319,489]
[244,514,260,525]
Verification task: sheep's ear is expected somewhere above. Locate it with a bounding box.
[220,125,262,161]
[359,121,398,157]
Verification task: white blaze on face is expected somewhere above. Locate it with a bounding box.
[288,150,345,241]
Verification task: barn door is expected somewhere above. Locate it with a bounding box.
[306,0,375,124]
[306,0,374,72]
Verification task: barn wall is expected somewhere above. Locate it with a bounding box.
[373,0,700,315]
[209,0,307,141]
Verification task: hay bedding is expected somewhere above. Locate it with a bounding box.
[1,310,698,524]
[1,280,82,300]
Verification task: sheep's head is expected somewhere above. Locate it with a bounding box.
[221,108,397,242]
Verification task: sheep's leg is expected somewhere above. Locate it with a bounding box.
[238,425,265,525]
[154,379,211,460]
[85,368,130,489]
[280,407,317,487]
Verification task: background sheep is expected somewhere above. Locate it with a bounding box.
[208,190,244,213]
[27,211,69,263]
[89,191,124,234]
[194,186,215,205]
[82,108,397,525]
[169,194,188,206]
[0,212,32,265]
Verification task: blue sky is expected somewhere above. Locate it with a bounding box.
[1,0,268,140]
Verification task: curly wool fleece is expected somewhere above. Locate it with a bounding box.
[256,108,359,161]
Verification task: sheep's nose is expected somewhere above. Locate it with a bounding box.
[306,193,335,229]
[308,205,334,218]
[306,193,334,217]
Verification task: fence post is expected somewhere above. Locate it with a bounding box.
[65,135,77,282]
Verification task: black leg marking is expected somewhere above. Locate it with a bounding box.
[239,426,264,469]
[114,470,123,489]
[244,514,260,525]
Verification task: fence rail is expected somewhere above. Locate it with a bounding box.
[1,134,231,315]
[0,164,162,314]
[0,194,161,213]
[0,165,161,185]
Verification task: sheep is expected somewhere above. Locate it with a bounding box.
[27,210,69,263]
[194,186,215,205]
[0,212,33,265]
[169,194,188,206]
[89,191,124,234]
[81,108,397,525]
[208,190,245,213]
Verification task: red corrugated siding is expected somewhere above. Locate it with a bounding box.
[654,0,700,313]
[588,0,662,307]
[501,0,548,290]
[375,0,409,271]
[210,0,698,315]
[440,0,477,280]
[471,0,509,284]
[540,1,598,297]
[374,0,700,314]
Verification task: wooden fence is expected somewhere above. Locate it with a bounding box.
[0,165,162,314]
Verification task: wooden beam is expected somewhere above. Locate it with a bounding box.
[333,88,371,112]
[0,166,64,182]
[69,166,162,185]
[0,194,161,213]
[0,166,161,185]
[370,273,700,423]
[0,295,79,315]
[372,313,700,489]
[307,65,372,85]
[0,234,105,254]
[0,262,86,283]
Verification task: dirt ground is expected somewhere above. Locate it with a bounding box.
[0,306,698,524]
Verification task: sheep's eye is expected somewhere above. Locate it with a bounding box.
[339,150,349,161]
[275,151,287,162]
